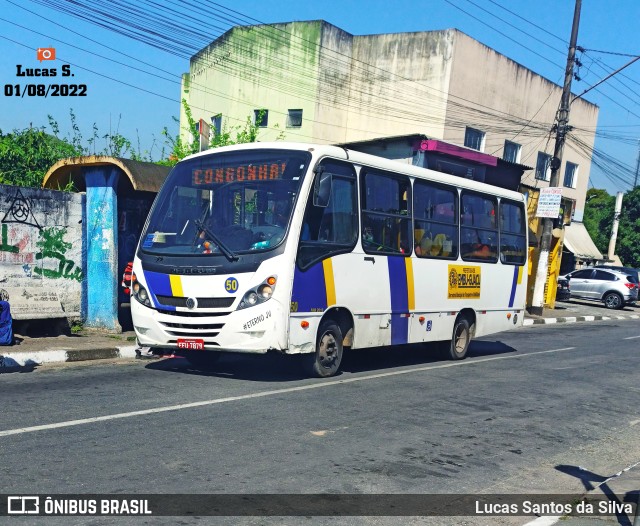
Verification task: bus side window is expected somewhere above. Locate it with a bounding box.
[413,181,458,259]
[499,200,526,265]
[296,160,358,270]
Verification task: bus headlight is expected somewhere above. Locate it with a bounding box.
[131,272,152,308]
[238,276,277,310]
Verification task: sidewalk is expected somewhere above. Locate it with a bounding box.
[0,329,140,372]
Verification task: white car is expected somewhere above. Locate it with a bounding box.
[561,268,638,309]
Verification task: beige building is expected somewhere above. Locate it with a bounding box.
[181,20,599,222]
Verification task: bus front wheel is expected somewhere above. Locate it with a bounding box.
[305,320,343,378]
[447,316,471,360]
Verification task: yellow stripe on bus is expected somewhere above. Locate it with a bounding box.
[323,258,336,307]
[517,265,524,285]
[405,257,415,310]
[169,275,184,297]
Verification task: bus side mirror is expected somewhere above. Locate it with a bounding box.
[314,171,332,208]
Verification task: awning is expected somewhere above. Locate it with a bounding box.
[562,222,603,260]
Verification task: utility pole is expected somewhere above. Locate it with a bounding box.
[607,192,623,261]
[530,0,582,316]
[634,140,640,188]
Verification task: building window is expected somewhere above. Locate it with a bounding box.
[564,161,578,188]
[503,140,521,163]
[464,127,485,151]
[211,114,222,135]
[535,152,552,181]
[254,109,268,127]
[287,109,303,128]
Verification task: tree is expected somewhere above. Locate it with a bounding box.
[617,186,640,267]
[0,126,81,188]
[582,188,615,255]
[0,104,280,186]
[158,101,279,167]
[583,187,640,268]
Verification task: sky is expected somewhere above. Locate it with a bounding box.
[1,0,639,194]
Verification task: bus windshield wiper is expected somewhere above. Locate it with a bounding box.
[194,219,239,261]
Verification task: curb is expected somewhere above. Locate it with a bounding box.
[0,345,139,371]
[523,314,640,326]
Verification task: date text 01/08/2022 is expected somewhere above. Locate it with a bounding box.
[4,84,87,97]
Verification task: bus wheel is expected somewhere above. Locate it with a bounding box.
[448,316,471,360]
[305,320,343,378]
[182,350,220,370]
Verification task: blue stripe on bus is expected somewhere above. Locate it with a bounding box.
[291,263,327,313]
[143,270,174,311]
[508,266,519,308]
[387,256,409,345]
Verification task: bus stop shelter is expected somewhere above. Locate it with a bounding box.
[43,156,170,331]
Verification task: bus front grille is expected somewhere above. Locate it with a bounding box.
[156,295,235,309]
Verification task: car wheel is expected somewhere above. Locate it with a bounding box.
[603,292,623,310]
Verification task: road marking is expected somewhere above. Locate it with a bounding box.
[0,347,576,438]
[623,335,640,340]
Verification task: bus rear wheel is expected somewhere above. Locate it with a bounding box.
[305,320,343,378]
[447,316,471,360]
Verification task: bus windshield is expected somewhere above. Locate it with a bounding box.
[140,149,311,257]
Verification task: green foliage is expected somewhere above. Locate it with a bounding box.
[582,188,615,255]
[583,187,640,268]
[0,103,280,185]
[617,186,640,268]
[0,125,80,188]
[158,103,281,167]
[156,99,200,167]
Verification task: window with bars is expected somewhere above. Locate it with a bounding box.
[503,140,521,163]
[535,152,552,181]
[464,127,485,151]
[253,109,268,127]
[564,161,578,188]
[287,109,303,128]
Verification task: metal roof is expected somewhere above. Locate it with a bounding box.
[562,222,603,260]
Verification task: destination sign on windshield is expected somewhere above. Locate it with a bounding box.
[192,161,287,185]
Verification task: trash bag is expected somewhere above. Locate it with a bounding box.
[0,300,14,346]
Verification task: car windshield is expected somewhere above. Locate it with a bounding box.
[141,149,311,257]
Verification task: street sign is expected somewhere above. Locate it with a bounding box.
[536,187,563,218]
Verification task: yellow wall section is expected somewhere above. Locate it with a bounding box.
[169,275,184,297]
[322,258,336,306]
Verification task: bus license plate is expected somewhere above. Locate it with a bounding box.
[177,339,204,350]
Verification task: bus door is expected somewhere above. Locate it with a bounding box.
[295,160,393,348]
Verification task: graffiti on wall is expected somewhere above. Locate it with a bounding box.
[0,188,82,282]
[34,228,82,282]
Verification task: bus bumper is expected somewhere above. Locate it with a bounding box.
[131,298,287,354]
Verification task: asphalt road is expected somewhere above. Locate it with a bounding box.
[1,319,639,526]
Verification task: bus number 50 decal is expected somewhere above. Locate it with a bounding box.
[225,277,238,293]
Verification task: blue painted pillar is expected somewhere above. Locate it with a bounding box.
[84,167,121,331]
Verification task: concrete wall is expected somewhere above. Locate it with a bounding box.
[347,29,453,142]
[447,31,599,220]
[184,22,324,144]
[0,184,84,319]
[182,21,599,220]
